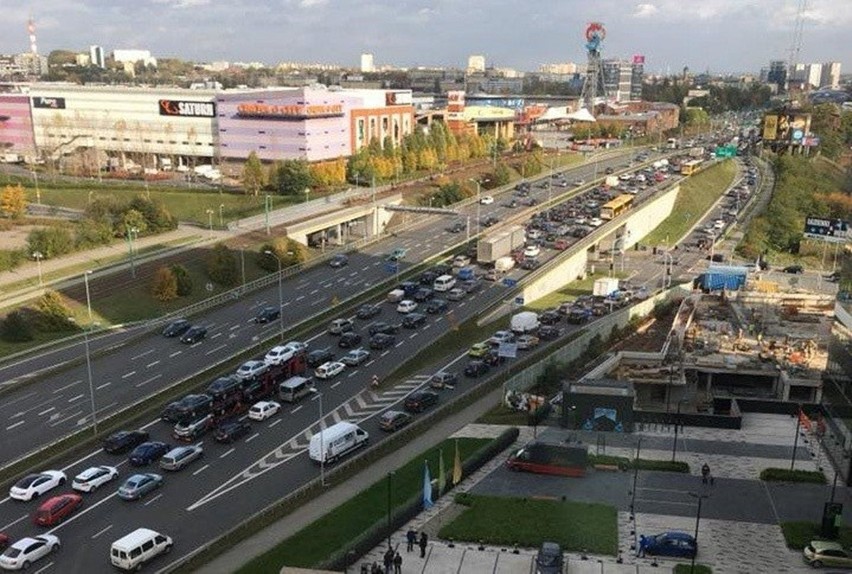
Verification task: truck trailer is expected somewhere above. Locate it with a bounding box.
[477,225,526,264]
[696,265,748,291]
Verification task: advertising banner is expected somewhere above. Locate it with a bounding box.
[385,91,412,106]
[159,100,216,118]
[31,97,66,110]
[236,102,344,119]
[632,54,645,65]
[804,216,849,243]
[762,114,778,141]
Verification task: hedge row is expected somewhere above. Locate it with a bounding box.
[587,454,690,473]
[760,468,826,484]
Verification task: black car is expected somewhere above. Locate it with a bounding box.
[464,360,489,378]
[539,310,562,325]
[783,264,804,274]
[356,303,382,320]
[307,348,335,368]
[180,326,207,344]
[369,333,396,350]
[418,270,440,285]
[328,254,349,268]
[161,393,213,424]
[368,322,399,336]
[129,441,171,466]
[254,306,280,324]
[214,420,252,443]
[520,258,540,270]
[426,299,448,314]
[402,312,427,329]
[103,430,150,454]
[482,215,499,227]
[413,288,434,302]
[338,332,363,349]
[461,279,482,293]
[604,167,615,174]
[447,221,465,233]
[379,410,412,432]
[429,371,458,389]
[404,390,439,413]
[162,319,190,338]
[538,326,562,341]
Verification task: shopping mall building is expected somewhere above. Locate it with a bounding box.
[0,84,415,169]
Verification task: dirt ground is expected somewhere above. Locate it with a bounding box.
[0,225,39,250]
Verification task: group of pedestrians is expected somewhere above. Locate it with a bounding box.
[362,530,428,574]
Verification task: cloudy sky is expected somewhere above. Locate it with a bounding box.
[1,0,850,75]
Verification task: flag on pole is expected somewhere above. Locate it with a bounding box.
[438,449,446,496]
[452,439,462,485]
[422,460,433,510]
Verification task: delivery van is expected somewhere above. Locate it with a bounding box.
[110,528,173,571]
[432,274,456,292]
[279,376,312,403]
[494,257,516,273]
[309,421,369,464]
[387,289,405,303]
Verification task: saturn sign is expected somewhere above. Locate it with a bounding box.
[159,100,216,118]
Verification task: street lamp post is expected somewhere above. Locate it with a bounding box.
[791,406,803,470]
[263,250,285,342]
[32,171,41,204]
[688,491,710,574]
[304,187,311,204]
[32,251,43,287]
[264,194,272,236]
[386,471,395,550]
[82,270,97,435]
[127,227,138,278]
[219,203,224,228]
[310,388,326,486]
[470,179,482,237]
[206,209,214,236]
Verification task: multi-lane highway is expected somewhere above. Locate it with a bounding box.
[0,151,687,572]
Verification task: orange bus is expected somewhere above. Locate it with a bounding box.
[599,194,634,220]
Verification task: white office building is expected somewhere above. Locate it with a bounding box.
[360,53,375,73]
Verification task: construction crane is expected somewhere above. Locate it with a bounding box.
[787,0,807,89]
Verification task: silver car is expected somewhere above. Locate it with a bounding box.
[160,445,204,471]
[118,473,163,500]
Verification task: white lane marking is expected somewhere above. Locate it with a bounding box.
[408,333,418,339]
[33,562,53,574]
[96,382,111,391]
[310,289,318,295]
[245,433,260,443]
[211,333,223,340]
[53,380,81,394]
[296,295,305,301]
[0,514,28,531]
[219,448,235,459]
[38,407,56,416]
[91,525,113,539]
[229,324,241,331]
[146,360,161,368]
[395,341,404,347]
[144,493,163,506]
[5,420,24,431]
[130,349,155,361]
[346,371,357,378]
[192,464,210,476]
[331,382,341,389]
[381,350,390,357]
[169,350,182,358]
[68,394,84,403]
[121,371,136,379]
[204,344,228,356]
[269,419,281,428]
[135,374,162,388]
[365,360,375,367]
[290,406,303,414]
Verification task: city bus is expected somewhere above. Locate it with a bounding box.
[681,159,703,176]
[599,194,634,220]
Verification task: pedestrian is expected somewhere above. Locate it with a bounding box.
[701,462,710,485]
[393,552,402,574]
[371,562,379,574]
[419,532,428,558]
[383,547,394,572]
[406,529,416,552]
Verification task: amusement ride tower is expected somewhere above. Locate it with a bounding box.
[580,22,608,112]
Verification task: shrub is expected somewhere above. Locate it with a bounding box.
[0,184,26,218]
[1,310,34,342]
[205,243,239,287]
[454,492,474,506]
[0,249,26,272]
[34,291,77,332]
[27,226,74,259]
[171,264,193,296]
[257,238,306,272]
[75,218,114,249]
[760,468,826,483]
[633,459,690,473]
[151,266,178,301]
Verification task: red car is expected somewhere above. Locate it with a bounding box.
[34,494,83,526]
[0,532,9,551]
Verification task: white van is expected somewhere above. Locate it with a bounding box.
[279,376,312,403]
[110,528,173,571]
[433,274,456,292]
[309,421,369,463]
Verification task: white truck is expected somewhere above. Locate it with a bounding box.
[477,225,526,264]
[309,421,369,464]
[593,277,619,297]
[494,256,516,273]
[510,311,540,334]
[605,175,619,188]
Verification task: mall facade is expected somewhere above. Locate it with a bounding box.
[0,84,415,168]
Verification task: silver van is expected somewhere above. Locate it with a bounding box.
[279,376,312,403]
[160,445,203,471]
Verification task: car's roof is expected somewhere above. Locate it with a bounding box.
[810,539,844,551]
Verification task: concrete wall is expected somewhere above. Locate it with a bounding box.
[284,198,400,245]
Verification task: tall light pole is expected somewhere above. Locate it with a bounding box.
[304,187,311,204]
[263,250,285,342]
[32,251,43,287]
[219,203,225,228]
[470,179,482,237]
[82,270,97,435]
[386,471,395,550]
[127,227,138,278]
[310,387,326,487]
[32,170,41,205]
[688,491,710,574]
[206,209,214,236]
[264,194,272,236]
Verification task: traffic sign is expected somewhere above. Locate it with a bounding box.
[804,216,849,243]
[502,277,517,287]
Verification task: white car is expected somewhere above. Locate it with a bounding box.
[248,401,281,421]
[0,535,60,571]
[488,330,516,345]
[713,219,725,229]
[236,360,269,381]
[341,348,371,366]
[479,195,494,205]
[452,255,471,268]
[397,300,418,314]
[588,217,604,227]
[9,471,66,501]
[314,361,346,379]
[264,345,295,366]
[523,245,541,258]
[72,465,119,493]
[283,341,308,354]
[517,334,540,349]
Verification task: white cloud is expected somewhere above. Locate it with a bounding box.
[299,0,328,7]
[633,3,658,18]
[151,0,211,7]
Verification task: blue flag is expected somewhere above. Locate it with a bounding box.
[422,460,433,510]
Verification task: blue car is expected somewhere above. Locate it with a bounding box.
[118,473,163,501]
[638,532,697,558]
[128,441,171,466]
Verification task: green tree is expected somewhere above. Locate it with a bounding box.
[1,310,34,342]
[205,243,239,286]
[0,184,26,218]
[116,209,148,238]
[170,264,193,296]
[257,238,307,272]
[74,218,114,249]
[35,291,77,332]
[274,159,314,196]
[151,266,178,301]
[27,226,74,259]
[490,162,512,188]
[242,151,265,196]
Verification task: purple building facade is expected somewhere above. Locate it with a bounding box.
[0,95,36,157]
[216,88,364,162]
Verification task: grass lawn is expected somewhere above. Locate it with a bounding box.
[524,271,629,311]
[477,403,531,426]
[439,494,618,555]
[238,438,490,572]
[642,160,737,247]
[675,565,712,574]
[781,521,852,550]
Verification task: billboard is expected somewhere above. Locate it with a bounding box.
[763,112,812,143]
[31,96,65,110]
[158,100,216,118]
[632,54,645,65]
[804,216,849,243]
[762,114,778,140]
[385,91,412,106]
[235,103,344,119]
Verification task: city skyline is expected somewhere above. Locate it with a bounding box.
[1,0,850,76]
